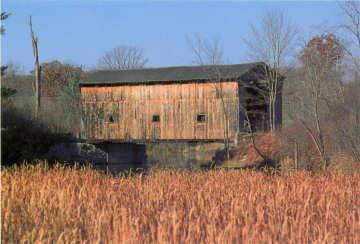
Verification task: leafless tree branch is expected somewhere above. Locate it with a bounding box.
[98,45,149,70]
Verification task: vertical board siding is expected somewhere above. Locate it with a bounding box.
[81,81,240,140]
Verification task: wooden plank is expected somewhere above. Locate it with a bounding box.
[81,81,240,141]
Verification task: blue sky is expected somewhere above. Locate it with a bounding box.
[1,0,347,73]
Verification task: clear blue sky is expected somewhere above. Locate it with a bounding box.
[1,0,347,73]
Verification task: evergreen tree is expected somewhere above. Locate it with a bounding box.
[1,12,16,99]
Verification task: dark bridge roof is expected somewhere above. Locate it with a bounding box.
[80,62,265,86]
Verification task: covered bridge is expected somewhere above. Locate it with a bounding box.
[79,62,282,142]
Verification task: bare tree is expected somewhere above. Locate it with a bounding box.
[243,8,298,132]
[317,1,360,162]
[29,16,41,119]
[338,0,360,72]
[187,34,233,159]
[186,33,224,66]
[288,33,344,168]
[326,79,360,162]
[98,45,148,70]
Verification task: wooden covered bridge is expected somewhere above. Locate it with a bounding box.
[79,62,282,143]
[78,62,283,170]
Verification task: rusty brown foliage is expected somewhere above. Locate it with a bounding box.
[40,60,84,99]
[2,164,360,243]
[300,33,343,69]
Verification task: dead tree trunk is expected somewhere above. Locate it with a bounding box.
[29,16,41,119]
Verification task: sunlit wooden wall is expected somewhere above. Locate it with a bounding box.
[81,81,240,141]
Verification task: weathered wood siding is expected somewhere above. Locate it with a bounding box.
[81,81,240,140]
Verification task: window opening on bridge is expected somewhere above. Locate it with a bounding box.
[108,114,117,123]
[197,114,206,122]
[152,115,160,122]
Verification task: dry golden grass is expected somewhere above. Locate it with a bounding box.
[2,164,360,243]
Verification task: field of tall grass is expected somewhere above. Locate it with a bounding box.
[2,163,360,243]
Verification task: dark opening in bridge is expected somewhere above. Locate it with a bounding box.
[152,115,160,122]
[109,114,118,123]
[197,114,206,122]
